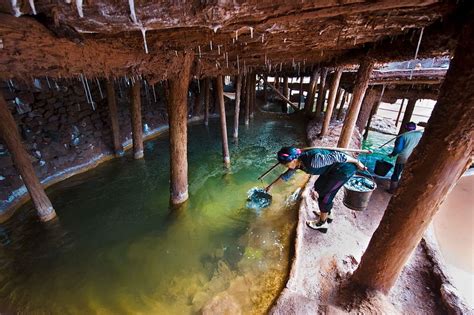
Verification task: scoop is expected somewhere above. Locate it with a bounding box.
[246,187,272,209]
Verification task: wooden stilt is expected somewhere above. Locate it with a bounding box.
[263,76,268,104]
[217,75,231,167]
[398,98,417,134]
[332,88,344,120]
[351,18,474,293]
[245,75,250,125]
[250,74,256,118]
[337,59,374,148]
[0,93,56,221]
[106,80,124,156]
[336,90,347,120]
[394,98,406,127]
[233,74,243,139]
[167,52,194,205]
[130,80,144,159]
[320,68,343,137]
[356,88,379,132]
[315,68,328,117]
[304,68,320,115]
[298,77,304,109]
[283,77,289,99]
[363,85,386,139]
[204,78,210,125]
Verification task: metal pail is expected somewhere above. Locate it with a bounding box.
[343,175,377,211]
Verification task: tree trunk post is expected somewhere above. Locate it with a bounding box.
[250,74,256,118]
[203,78,210,126]
[167,52,194,206]
[337,59,374,148]
[0,94,56,221]
[233,74,243,139]
[363,85,386,139]
[351,19,474,293]
[398,98,417,134]
[315,67,329,118]
[304,68,320,115]
[320,68,343,137]
[336,90,347,120]
[106,80,124,156]
[394,98,406,127]
[356,88,379,133]
[298,77,304,109]
[217,75,231,167]
[130,80,144,159]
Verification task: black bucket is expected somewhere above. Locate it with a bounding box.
[374,160,393,176]
[343,175,377,211]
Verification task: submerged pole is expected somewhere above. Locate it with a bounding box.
[167,52,194,205]
[351,17,474,293]
[217,75,231,167]
[106,81,124,156]
[320,68,343,137]
[0,93,56,221]
[130,80,144,159]
[337,58,374,148]
[233,74,243,139]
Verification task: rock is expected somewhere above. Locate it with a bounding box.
[201,292,242,315]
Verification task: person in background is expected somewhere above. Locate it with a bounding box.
[387,122,423,193]
[266,147,367,233]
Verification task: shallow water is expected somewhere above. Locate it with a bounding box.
[0,114,307,314]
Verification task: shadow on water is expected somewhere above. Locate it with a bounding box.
[0,113,308,314]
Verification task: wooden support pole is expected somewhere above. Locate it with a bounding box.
[315,68,328,117]
[332,88,344,120]
[394,98,406,127]
[356,88,379,133]
[106,80,124,156]
[217,75,231,167]
[275,76,280,90]
[304,68,320,114]
[336,90,347,120]
[351,18,474,293]
[250,74,256,118]
[245,75,250,125]
[204,78,210,125]
[130,80,144,159]
[0,94,56,221]
[167,52,194,205]
[263,76,268,103]
[398,98,417,134]
[337,59,374,148]
[320,68,343,137]
[363,85,386,140]
[233,74,243,139]
[298,77,304,109]
[283,77,289,99]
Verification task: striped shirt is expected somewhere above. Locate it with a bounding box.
[281,149,349,181]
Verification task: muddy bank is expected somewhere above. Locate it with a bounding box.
[271,119,471,314]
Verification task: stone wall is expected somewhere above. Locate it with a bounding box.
[0,78,211,216]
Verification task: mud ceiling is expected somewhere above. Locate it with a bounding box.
[0,0,465,82]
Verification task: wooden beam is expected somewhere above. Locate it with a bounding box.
[130,80,144,159]
[106,81,124,156]
[233,74,243,139]
[395,99,406,127]
[0,93,56,221]
[320,68,343,137]
[338,58,374,148]
[351,16,474,293]
[167,52,194,205]
[217,75,231,167]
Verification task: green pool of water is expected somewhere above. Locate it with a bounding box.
[0,114,307,314]
[360,131,397,177]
